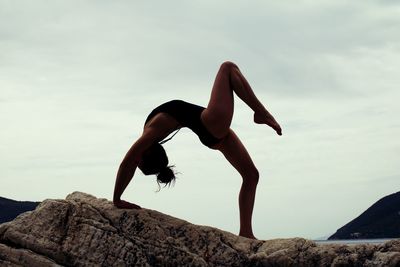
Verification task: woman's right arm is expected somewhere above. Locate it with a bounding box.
[113,129,158,209]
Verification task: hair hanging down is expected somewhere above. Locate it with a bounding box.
[156,165,176,189]
[139,142,177,190]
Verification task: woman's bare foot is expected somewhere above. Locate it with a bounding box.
[254,112,282,136]
[113,199,141,209]
[239,232,258,240]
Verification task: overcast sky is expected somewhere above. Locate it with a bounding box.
[1,1,399,240]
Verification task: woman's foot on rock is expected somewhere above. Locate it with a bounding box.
[239,232,258,240]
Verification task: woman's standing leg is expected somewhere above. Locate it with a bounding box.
[218,129,260,239]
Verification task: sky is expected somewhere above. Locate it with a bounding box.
[1,0,399,240]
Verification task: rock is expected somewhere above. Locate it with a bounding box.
[0,192,399,266]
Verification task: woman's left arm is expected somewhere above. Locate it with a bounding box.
[113,128,158,209]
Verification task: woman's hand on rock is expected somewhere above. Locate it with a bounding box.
[113,199,141,209]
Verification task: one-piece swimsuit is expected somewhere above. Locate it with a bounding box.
[144,100,223,147]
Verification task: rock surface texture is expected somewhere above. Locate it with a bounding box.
[0,192,399,267]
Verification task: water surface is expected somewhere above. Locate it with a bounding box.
[314,238,398,245]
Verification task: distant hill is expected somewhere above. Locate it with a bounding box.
[329,191,400,240]
[0,196,40,224]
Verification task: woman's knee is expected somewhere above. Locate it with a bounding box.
[243,168,259,185]
[220,61,238,72]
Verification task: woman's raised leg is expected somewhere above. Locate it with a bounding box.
[201,62,235,139]
[201,61,282,138]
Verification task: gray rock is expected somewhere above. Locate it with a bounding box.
[0,192,399,266]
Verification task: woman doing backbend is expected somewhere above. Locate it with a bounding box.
[113,61,282,239]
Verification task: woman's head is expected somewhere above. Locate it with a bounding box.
[139,143,176,189]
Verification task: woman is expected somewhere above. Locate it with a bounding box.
[113,61,282,239]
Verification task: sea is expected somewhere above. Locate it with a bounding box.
[314,238,398,245]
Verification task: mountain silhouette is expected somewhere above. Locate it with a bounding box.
[329,191,400,239]
[0,196,40,224]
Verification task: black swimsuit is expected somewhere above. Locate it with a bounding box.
[144,100,222,147]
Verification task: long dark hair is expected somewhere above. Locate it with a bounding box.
[139,143,176,190]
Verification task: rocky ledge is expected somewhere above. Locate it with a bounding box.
[0,192,399,267]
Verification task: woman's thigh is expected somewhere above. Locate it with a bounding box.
[217,129,258,180]
[201,62,237,138]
